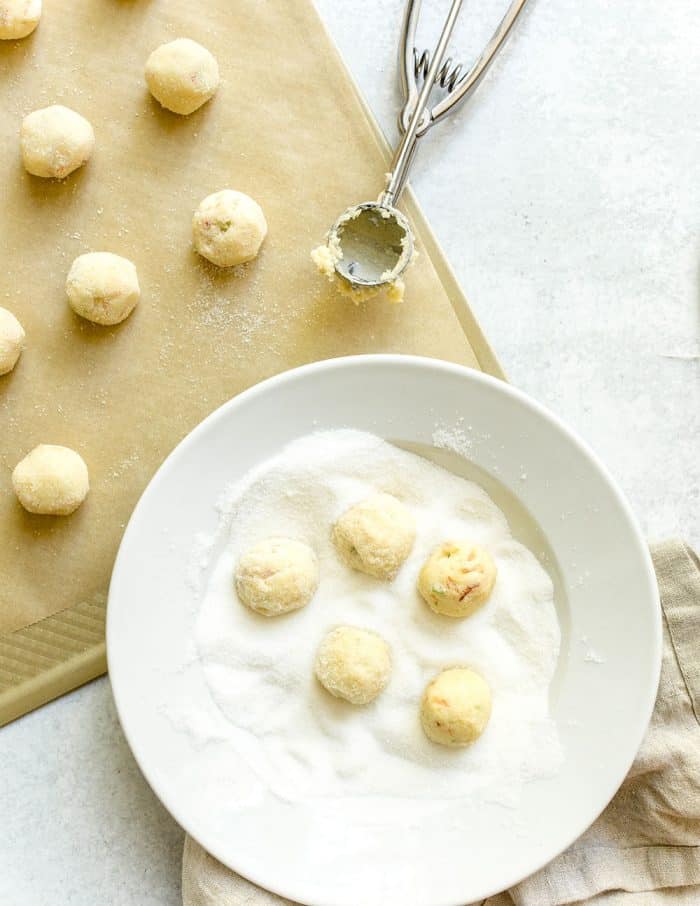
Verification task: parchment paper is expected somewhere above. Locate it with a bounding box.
[0,0,498,716]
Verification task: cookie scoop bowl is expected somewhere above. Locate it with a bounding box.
[108,355,661,906]
[329,202,414,288]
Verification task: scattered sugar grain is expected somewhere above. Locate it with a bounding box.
[192,430,563,807]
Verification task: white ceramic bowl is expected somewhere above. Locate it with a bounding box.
[108,355,661,906]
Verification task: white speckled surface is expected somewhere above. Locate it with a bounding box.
[2,2,698,903]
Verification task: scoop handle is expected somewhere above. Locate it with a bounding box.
[384,0,531,206]
[381,0,465,207]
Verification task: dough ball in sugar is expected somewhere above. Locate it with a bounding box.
[145,38,219,115]
[0,307,25,375]
[420,667,492,747]
[235,538,319,617]
[332,492,415,581]
[315,626,391,705]
[66,252,140,326]
[418,541,496,617]
[192,190,268,267]
[12,445,89,515]
[20,105,94,178]
[0,0,41,39]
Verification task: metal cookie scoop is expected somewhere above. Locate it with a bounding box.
[325,0,530,292]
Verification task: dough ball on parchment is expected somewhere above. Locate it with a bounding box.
[20,105,94,178]
[0,307,25,375]
[315,626,391,705]
[12,444,89,515]
[332,492,415,581]
[66,252,140,326]
[0,0,41,40]
[418,541,496,618]
[420,667,492,747]
[235,538,319,617]
[192,190,267,267]
[145,38,219,115]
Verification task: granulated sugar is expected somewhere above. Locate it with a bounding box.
[194,430,562,805]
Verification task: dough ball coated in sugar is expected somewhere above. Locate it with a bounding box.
[145,38,219,115]
[418,541,496,618]
[235,538,319,617]
[12,445,89,515]
[315,626,391,705]
[20,105,94,178]
[192,190,267,267]
[420,667,492,747]
[66,252,140,326]
[0,0,41,39]
[332,492,415,581]
[0,307,25,375]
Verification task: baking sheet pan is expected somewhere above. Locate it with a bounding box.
[0,0,503,725]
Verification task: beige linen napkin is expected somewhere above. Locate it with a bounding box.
[181,541,700,906]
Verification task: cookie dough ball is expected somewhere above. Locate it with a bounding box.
[12,445,89,515]
[418,541,496,618]
[20,105,94,179]
[0,0,41,39]
[0,307,25,375]
[145,38,219,115]
[192,190,267,267]
[235,538,319,617]
[420,667,492,747]
[315,626,391,705]
[66,252,140,326]
[332,493,415,581]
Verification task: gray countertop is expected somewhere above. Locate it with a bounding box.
[3,1,698,903]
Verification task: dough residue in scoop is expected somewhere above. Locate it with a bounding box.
[311,221,408,304]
